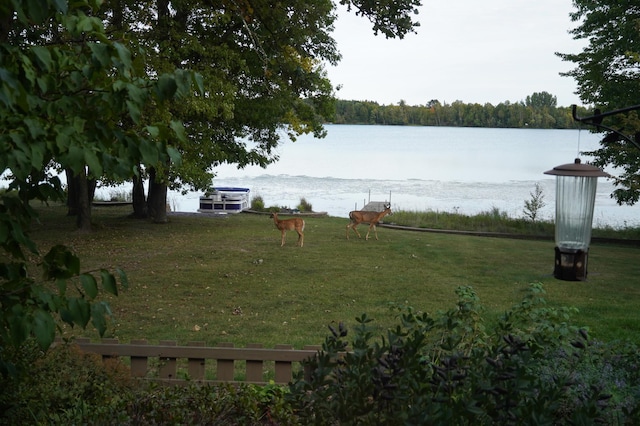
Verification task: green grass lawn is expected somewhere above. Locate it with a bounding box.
[30,205,640,348]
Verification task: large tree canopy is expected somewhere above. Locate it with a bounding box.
[92,0,422,222]
[0,0,197,374]
[0,0,422,373]
[558,0,640,205]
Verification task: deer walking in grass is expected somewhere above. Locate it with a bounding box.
[346,203,392,240]
[270,213,305,247]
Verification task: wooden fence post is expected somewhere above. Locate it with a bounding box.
[101,338,119,361]
[246,343,264,382]
[187,341,206,381]
[159,340,177,380]
[274,344,293,383]
[130,339,148,377]
[303,345,321,382]
[216,342,235,381]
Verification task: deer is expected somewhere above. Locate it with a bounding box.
[346,203,392,240]
[270,213,305,247]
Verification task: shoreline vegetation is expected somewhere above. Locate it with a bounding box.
[96,188,640,241]
[332,96,589,129]
[386,208,640,243]
[238,194,640,242]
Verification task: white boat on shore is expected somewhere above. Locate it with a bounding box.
[198,187,250,214]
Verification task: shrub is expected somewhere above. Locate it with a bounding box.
[0,341,135,425]
[523,182,546,222]
[0,342,296,425]
[119,382,296,425]
[287,283,640,425]
[3,286,638,424]
[297,197,313,212]
[251,195,265,211]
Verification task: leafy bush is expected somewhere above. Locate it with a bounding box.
[118,382,296,425]
[523,182,546,222]
[0,342,296,425]
[250,195,265,211]
[3,285,638,424]
[297,197,313,212]
[0,341,135,425]
[287,283,640,425]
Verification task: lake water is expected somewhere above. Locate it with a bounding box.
[164,125,639,228]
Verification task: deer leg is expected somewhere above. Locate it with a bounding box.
[281,230,286,246]
[366,223,378,240]
[297,230,304,247]
[348,222,361,239]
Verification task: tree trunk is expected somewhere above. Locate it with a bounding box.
[131,173,148,218]
[147,167,168,223]
[75,167,92,232]
[66,168,95,230]
[66,168,78,216]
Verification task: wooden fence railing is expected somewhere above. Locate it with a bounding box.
[68,338,322,386]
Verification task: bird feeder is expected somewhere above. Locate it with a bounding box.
[544,158,609,281]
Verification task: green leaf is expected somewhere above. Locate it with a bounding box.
[59,308,74,326]
[29,140,45,169]
[68,297,91,328]
[66,145,86,174]
[30,46,53,71]
[101,269,118,296]
[91,301,112,336]
[116,267,129,289]
[52,0,68,14]
[76,13,101,33]
[23,117,45,139]
[170,120,186,143]
[194,72,205,95]
[167,146,181,165]
[125,99,141,123]
[8,304,29,346]
[88,42,111,67]
[126,83,145,105]
[173,68,192,97]
[25,0,49,24]
[114,42,132,70]
[156,75,177,100]
[80,273,98,299]
[33,309,55,350]
[36,288,56,311]
[138,140,159,166]
[84,149,103,177]
[42,245,80,280]
[146,126,160,138]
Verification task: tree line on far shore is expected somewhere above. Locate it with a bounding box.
[332,91,592,129]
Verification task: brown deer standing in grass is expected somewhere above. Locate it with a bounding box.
[346,203,392,240]
[270,213,305,247]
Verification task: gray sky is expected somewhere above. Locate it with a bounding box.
[327,0,587,107]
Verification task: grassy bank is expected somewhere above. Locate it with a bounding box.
[29,205,640,347]
[390,207,640,240]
